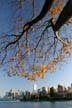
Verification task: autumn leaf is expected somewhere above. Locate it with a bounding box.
[50,0,64,17]
[18,18,23,23]
[38,72,44,79]
[65,49,71,54]
[39,52,44,58]
[26,48,30,56]
[30,75,36,81]
[51,5,63,16]
[9,57,16,62]
[22,73,28,78]
[19,44,24,49]
[16,51,23,57]
[53,59,58,65]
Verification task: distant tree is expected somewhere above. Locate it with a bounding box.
[0,0,72,80]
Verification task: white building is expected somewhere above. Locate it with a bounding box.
[33,81,37,94]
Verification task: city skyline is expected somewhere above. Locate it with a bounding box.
[2,82,72,95]
[0,58,72,97]
[1,82,72,101]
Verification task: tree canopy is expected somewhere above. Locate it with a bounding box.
[0,0,72,81]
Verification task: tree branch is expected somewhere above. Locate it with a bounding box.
[50,18,68,45]
[5,0,54,49]
[54,0,72,31]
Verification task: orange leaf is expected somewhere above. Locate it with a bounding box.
[16,51,23,57]
[22,73,28,78]
[31,76,36,81]
[18,18,23,23]
[9,57,16,62]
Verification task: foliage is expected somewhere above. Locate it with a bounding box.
[0,0,72,81]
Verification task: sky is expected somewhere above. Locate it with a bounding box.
[0,0,72,97]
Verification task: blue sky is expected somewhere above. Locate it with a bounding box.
[0,0,72,97]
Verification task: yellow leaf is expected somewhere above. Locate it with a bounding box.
[39,73,44,79]
[22,73,28,78]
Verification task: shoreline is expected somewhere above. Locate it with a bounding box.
[20,97,72,102]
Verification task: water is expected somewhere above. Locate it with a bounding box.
[0,101,72,108]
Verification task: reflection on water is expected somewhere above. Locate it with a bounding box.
[0,101,72,108]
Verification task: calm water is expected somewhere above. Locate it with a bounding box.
[0,101,72,108]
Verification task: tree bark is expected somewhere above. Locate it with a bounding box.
[54,0,72,31]
[24,0,54,29]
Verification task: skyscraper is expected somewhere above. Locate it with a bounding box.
[71,83,72,88]
[33,81,37,93]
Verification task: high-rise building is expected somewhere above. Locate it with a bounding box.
[33,81,37,93]
[46,87,50,94]
[41,87,47,96]
[71,83,72,88]
[57,85,64,93]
